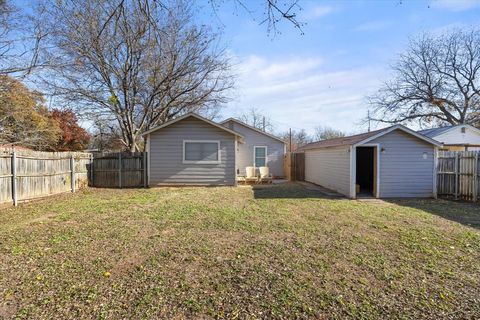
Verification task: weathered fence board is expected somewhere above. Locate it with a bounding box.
[0,150,13,204]
[91,152,146,188]
[437,151,480,201]
[0,148,92,205]
[284,152,305,181]
[0,148,149,206]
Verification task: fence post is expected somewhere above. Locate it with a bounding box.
[474,153,478,202]
[11,151,17,206]
[118,153,122,188]
[70,155,75,192]
[454,152,459,200]
[90,153,94,187]
[143,152,147,188]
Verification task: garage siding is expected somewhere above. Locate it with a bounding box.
[148,117,236,186]
[370,130,434,198]
[304,146,351,196]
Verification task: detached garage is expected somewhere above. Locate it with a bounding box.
[298,125,442,198]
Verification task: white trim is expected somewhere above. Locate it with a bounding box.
[221,118,286,143]
[142,113,244,138]
[182,140,221,164]
[253,146,268,168]
[355,124,442,147]
[234,137,238,186]
[360,143,380,198]
[433,146,438,199]
[146,135,151,187]
[352,144,380,199]
[349,146,356,198]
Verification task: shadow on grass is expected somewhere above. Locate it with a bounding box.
[252,183,343,200]
[386,198,480,230]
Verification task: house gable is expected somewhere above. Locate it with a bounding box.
[142,113,243,139]
[432,125,480,146]
[222,119,286,177]
[147,115,237,186]
[221,118,285,143]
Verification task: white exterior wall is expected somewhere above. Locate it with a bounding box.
[434,126,480,150]
[304,146,351,196]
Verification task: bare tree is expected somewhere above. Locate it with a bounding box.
[313,126,345,141]
[39,0,233,151]
[0,1,47,76]
[280,128,311,151]
[210,0,304,35]
[239,107,274,132]
[369,28,480,127]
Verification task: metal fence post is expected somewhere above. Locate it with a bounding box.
[70,155,75,192]
[118,153,122,188]
[12,151,17,206]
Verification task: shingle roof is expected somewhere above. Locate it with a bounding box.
[220,118,286,143]
[141,113,244,138]
[298,124,442,151]
[418,126,454,138]
[297,127,389,150]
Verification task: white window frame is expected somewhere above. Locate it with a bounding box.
[183,140,221,164]
[253,146,268,168]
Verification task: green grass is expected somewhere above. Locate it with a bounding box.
[0,183,479,319]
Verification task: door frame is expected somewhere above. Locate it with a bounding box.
[350,143,380,198]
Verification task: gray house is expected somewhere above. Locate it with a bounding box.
[142,113,285,186]
[298,124,442,198]
[221,118,286,177]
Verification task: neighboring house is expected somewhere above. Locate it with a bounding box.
[221,118,286,178]
[418,124,480,151]
[141,113,286,187]
[297,124,442,199]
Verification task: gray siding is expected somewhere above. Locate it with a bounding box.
[224,120,285,177]
[304,146,351,196]
[370,130,434,198]
[148,117,236,186]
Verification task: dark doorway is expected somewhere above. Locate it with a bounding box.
[356,147,376,197]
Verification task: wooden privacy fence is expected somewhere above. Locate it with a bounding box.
[0,148,92,206]
[284,152,305,181]
[0,149,149,206]
[91,152,147,188]
[437,151,479,201]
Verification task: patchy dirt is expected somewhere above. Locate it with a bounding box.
[0,184,479,319]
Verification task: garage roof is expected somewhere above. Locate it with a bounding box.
[297,124,442,151]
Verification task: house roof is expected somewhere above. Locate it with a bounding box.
[220,118,286,143]
[0,144,34,151]
[141,113,244,138]
[298,124,442,151]
[418,124,480,138]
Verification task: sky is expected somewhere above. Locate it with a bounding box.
[196,0,480,135]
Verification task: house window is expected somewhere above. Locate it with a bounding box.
[183,140,220,164]
[254,146,267,167]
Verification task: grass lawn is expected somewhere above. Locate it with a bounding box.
[0,183,479,319]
